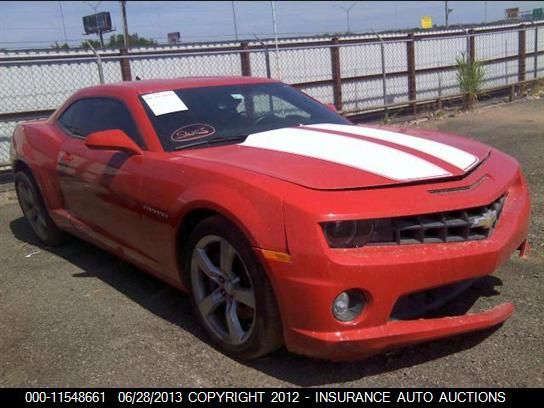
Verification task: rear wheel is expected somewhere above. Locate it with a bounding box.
[15,171,65,246]
[185,216,283,359]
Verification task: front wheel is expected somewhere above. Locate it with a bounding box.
[185,216,283,359]
[15,171,65,246]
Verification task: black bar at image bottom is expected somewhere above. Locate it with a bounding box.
[0,388,541,405]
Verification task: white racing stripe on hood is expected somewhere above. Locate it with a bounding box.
[308,123,478,170]
[240,127,451,181]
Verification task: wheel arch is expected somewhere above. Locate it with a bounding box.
[175,204,262,285]
[13,159,32,176]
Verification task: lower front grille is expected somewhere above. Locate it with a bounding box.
[369,195,505,245]
[391,278,478,320]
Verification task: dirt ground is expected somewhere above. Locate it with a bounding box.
[0,99,542,387]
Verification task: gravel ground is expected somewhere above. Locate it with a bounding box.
[0,99,542,387]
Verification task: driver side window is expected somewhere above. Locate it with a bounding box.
[58,98,145,147]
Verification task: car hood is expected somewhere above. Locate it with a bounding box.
[177,123,491,190]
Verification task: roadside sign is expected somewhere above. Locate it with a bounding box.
[421,16,433,29]
[505,8,519,20]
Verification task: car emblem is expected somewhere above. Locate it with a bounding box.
[471,209,498,229]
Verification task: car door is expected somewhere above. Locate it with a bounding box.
[56,97,152,265]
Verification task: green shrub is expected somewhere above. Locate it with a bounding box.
[456,53,485,110]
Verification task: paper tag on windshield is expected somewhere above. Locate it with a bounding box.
[142,91,188,116]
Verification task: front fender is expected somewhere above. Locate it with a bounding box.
[173,178,288,253]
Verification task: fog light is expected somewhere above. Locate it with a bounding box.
[332,289,365,322]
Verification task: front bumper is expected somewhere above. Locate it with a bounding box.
[291,303,514,360]
[261,169,530,361]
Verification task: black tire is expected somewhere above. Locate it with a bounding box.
[14,170,65,246]
[184,215,283,359]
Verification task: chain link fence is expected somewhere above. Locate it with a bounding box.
[1,21,544,167]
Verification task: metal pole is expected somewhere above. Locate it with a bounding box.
[505,40,508,84]
[265,48,271,79]
[534,23,539,79]
[254,34,271,78]
[231,1,239,41]
[459,25,470,59]
[445,1,449,28]
[271,1,281,79]
[87,41,104,84]
[484,1,487,23]
[120,0,130,48]
[374,31,388,123]
[335,2,358,34]
[84,1,103,47]
[93,6,103,48]
[58,1,68,44]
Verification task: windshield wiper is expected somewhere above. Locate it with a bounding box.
[173,135,247,151]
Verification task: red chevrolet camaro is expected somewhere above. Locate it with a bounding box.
[10,77,530,360]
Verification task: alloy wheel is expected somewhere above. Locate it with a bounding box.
[190,235,256,345]
[17,178,48,241]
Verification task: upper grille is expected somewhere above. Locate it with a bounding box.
[368,195,505,245]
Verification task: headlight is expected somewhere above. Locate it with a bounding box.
[322,220,374,248]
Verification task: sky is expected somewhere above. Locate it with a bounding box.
[0,1,543,49]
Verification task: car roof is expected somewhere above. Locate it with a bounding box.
[82,76,281,96]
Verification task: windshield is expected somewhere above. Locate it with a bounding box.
[140,82,351,151]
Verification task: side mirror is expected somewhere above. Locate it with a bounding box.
[85,129,143,155]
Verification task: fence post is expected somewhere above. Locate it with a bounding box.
[330,37,343,112]
[253,35,272,78]
[533,24,538,79]
[120,47,132,81]
[240,41,251,76]
[518,27,526,82]
[437,73,443,111]
[468,29,475,63]
[406,33,416,114]
[374,33,388,123]
[264,47,271,78]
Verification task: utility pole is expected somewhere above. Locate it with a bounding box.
[231,1,239,41]
[120,0,129,48]
[394,2,398,29]
[119,0,132,81]
[445,1,453,28]
[271,1,281,79]
[335,2,359,34]
[58,1,68,44]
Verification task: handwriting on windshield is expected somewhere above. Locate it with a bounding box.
[171,124,216,142]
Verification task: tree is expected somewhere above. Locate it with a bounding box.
[109,33,158,47]
[81,39,101,49]
[51,41,70,50]
[81,33,157,49]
